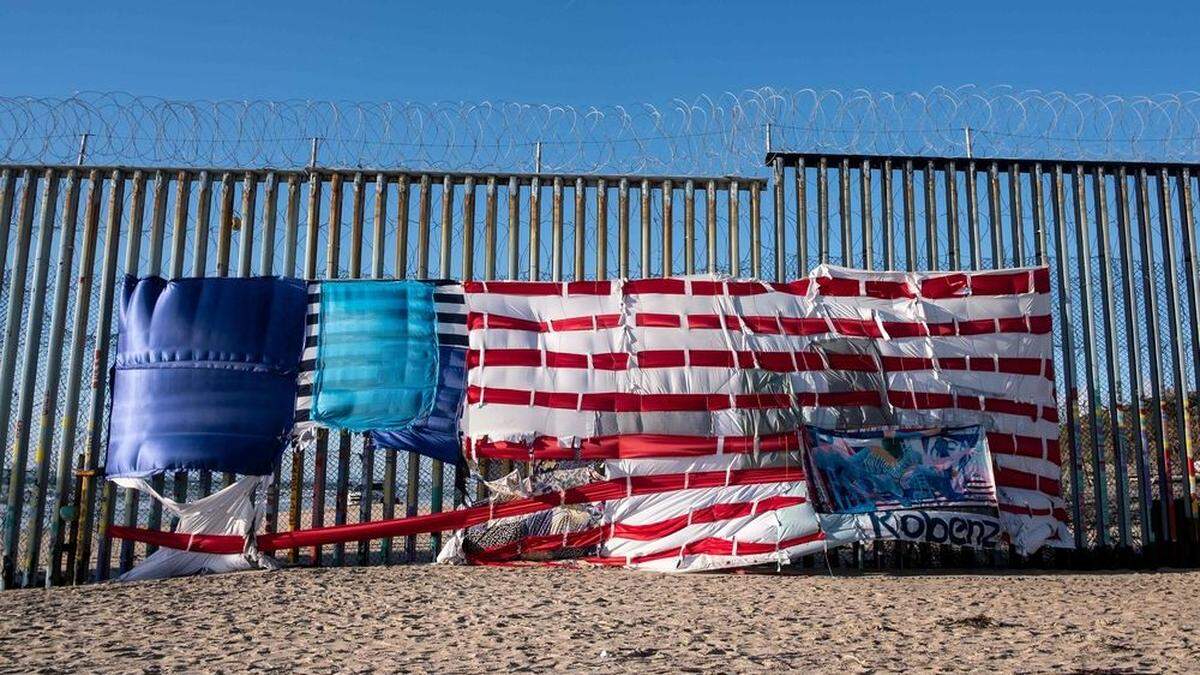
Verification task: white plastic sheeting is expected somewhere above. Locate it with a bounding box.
[113,475,277,582]
[461,267,1069,570]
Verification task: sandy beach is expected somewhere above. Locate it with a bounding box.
[1,566,1198,673]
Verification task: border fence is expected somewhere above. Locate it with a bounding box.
[0,88,1198,587]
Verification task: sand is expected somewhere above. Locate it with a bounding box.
[1,566,1198,673]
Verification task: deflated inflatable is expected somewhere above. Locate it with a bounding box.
[106,275,308,478]
[369,281,468,464]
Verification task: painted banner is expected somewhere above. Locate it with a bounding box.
[805,425,1003,548]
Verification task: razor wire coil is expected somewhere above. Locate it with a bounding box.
[1,86,1199,174]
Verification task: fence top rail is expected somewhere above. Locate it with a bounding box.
[0,163,767,187]
[765,151,1200,174]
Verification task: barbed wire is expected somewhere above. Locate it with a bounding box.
[1,86,1199,175]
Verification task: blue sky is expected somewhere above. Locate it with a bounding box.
[0,1,1195,103]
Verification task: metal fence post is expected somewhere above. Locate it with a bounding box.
[72,169,124,584]
[21,169,78,586]
[47,170,102,585]
[2,169,57,589]
[1050,164,1087,552]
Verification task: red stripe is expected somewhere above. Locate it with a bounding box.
[993,465,1059,494]
[469,311,1051,338]
[886,390,1050,421]
[472,431,804,461]
[768,280,812,295]
[865,280,917,299]
[108,466,806,554]
[620,279,804,296]
[816,276,860,296]
[468,385,1053,423]
[636,313,681,328]
[463,280,613,295]
[625,278,687,294]
[469,348,1049,379]
[985,432,1050,460]
[464,270,1048,300]
[467,311,623,332]
[918,269,1047,298]
[467,495,808,563]
[580,531,826,566]
[998,502,1069,523]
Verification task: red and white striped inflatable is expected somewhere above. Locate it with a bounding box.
[460,264,1069,571]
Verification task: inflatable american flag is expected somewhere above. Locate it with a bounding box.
[458,265,1070,571]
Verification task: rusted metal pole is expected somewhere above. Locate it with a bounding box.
[683,179,695,276]
[574,177,585,280]
[214,172,235,280]
[987,162,1002,270]
[456,175,479,510]
[902,160,916,271]
[839,160,851,266]
[378,175,403,562]
[194,170,225,497]
[116,170,151,574]
[749,180,760,277]
[1157,167,1197,533]
[72,168,124,584]
[530,175,542,280]
[106,170,148,576]
[1174,169,1200,528]
[325,174,352,567]
[192,172,213,275]
[351,173,376,566]
[366,172,389,561]
[395,176,410,278]
[773,158,785,280]
[237,172,257,278]
[485,177,497,282]
[943,161,959,269]
[257,172,281,536]
[304,171,327,566]
[1113,167,1154,547]
[48,170,102,585]
[1071,164,1110,550]
[405,175,431,561]
[729,180,740,276]
[1031,164,1047,264]
[664,179,675,277]
[705,180,716,274]
[147,171,169,274]
[169,172,191,279]
[1093,166,1131,550]
[0,170,39,500]
[21,169,78,586]
[165,170,190,506]
[795,158,808,274]
[429,176,454,552]
[966,161,981,270]
[618,178,630,278]
[259,173,278,278]
[1009,163,1025,266]
[1136,168,1175,543]
[596,179,608,278]
[640,178,652,276]
[2,169,57,588]
[551,176,563,282]
[923,160,937,270]
[281,173,301,557]
[1050,164,1086,551]
[507,176,520,280]
[860,159,873,269]
[814,160,837,269]
[881,160,893,270]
